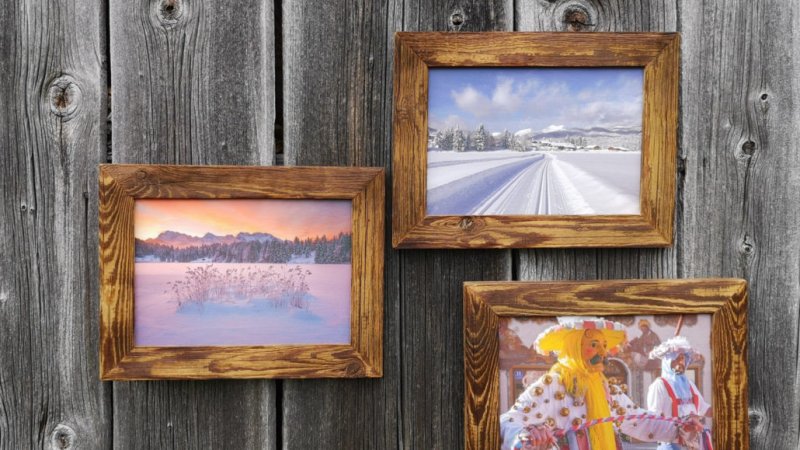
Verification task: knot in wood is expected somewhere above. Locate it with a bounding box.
[449,9,465,30]
[740,235,754,255]
[562,5,593,32]
[50,424,76,449]
[346,362,364,376]
[741,140,756,156]
[459,217,474,231]
[48,76,81,120]
[748,408,764,432]
[156,0,183,26]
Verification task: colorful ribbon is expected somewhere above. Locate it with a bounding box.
[513,414,712,449]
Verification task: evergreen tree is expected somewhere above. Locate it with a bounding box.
[453,127,466,152]
[511,135,526,152]
[473,124,488,151]
[435,128,453,150]
[500,129,513,149]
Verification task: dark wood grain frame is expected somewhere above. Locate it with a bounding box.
[99,165,384,380]
[463,279,748,450]
[392,32,680,248]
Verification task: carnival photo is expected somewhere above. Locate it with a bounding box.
[499,315,713,450]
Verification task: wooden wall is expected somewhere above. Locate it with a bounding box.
[1,0,798,448]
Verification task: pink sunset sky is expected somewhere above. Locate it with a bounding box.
[134,199,352,241]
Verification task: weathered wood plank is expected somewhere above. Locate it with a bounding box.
[110,0,274,165]
[678,0,800,448]
[109,0,276,447]
[516,0,677,33]
[0,0,110,448]
[281,1,512,448]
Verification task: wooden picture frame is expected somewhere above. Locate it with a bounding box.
[392,32,680,248]
[463,279,748,450]
[99,164,384,380]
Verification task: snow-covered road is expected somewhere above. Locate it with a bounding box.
[426,150,640,215]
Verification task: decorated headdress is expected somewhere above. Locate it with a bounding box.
[649,336,693,360]
[534,316,627,355]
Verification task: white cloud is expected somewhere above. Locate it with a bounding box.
[451,86,491,117]
[429,114,468,131]
[542,124,564,133]
[435,72,643,132]
[450,77,538,118]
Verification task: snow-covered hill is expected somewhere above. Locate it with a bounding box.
[426,150,640,215]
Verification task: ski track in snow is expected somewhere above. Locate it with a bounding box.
[426,151,639,215]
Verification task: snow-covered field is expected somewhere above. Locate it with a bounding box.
[134,263,351,346]
[427,150,640,215]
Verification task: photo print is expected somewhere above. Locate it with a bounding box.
[498,314,713,450]
[427,67,644,216]
[133,199,353,346]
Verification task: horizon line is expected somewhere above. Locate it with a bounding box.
[137,229,352,242]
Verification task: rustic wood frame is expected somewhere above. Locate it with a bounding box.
[99,164,385,380]
[463,279,748,450]
[392,32,680,248]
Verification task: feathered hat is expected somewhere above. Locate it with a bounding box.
[534,316,627,355]
[649,336,694,360]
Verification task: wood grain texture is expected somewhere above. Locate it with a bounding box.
[398,31,673,66]
[108,1,277,447]
[678,1,800,448]
[391,32,678,249]
[98,164,384,380]
[0,0,110,448]
[101,164,382,199]
[110,0,274,165]
[3,1,799,449]
[463,279,749,450]
[281,1,512,448]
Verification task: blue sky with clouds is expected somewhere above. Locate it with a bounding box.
[427,67,643,133]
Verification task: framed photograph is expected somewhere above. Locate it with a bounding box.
[99,165,384,380]
[463,279,748,450]
[392,32,680,248]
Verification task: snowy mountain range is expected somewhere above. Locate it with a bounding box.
[531,125,640,140]
[144,230,278,249]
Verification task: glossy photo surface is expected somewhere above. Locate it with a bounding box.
[133,199,353,346]
[427,67,644,216]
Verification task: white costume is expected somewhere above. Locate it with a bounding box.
[647,377,710,419]
[501,372,679,450]
[647,336,713,450]
[499,317,688,450]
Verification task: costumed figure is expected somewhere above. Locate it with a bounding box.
[626,319,662,369]
[500,317,704,450]
[647,336,713,450]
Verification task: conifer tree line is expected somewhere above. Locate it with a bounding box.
[135,233,352,264]
[432,124,595,152]
[432,124,517,152]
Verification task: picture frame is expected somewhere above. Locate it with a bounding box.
[463,278,748,450]
[392,32,680,248]
[99,164,384,380]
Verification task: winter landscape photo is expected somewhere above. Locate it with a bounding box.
[133,199,353,346]
[426,67,644,215]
